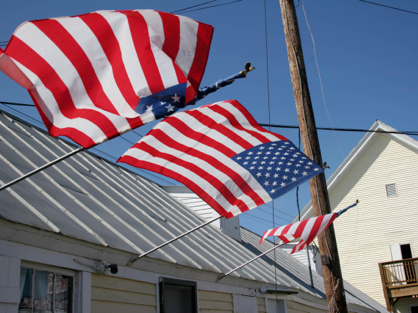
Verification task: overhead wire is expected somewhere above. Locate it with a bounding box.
[2,100,418,135]
[176,0,242,14]
[171,0,218,14]
[359,0,418,15]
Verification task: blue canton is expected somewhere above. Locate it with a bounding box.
[231,141,323,198]
[135,83,188,119]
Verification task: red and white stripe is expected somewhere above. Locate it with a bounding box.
[118,100,288,219]
[0,10,213,148]
[259,212,338,254]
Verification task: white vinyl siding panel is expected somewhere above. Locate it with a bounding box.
[91,274,157,313]
[393,297,418,313]
[257,297,266,313]
[198,290,234,313]
[326,134,418,306]
[286,300,327,313]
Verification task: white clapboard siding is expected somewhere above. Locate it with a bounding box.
[280,243,323,276]
[91,274,157,313]
[286,300,327,313]
[198,290,234,313]
[326,134,418,306]
[257,297,266,313]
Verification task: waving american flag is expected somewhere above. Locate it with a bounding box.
[118,100,323,218]
[0,10,213,148]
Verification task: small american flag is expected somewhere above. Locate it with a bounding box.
[118,100,323,218]
[259,212,341,254]
[0,10,213,148]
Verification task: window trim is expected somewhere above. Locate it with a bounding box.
[159,277,198,313]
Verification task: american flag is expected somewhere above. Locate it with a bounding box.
[0,10,213,148]
[259,212,341,254]
[118,100,323,218]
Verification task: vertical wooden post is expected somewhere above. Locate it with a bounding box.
[278,0,348,311]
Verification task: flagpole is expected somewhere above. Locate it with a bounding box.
[126,215,222,267]
[217,242,285,282]
[0,146,84,192]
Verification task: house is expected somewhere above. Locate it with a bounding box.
[297,121,418,313]
[0,108,388,313]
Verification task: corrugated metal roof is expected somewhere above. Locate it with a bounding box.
[0,109,388,312]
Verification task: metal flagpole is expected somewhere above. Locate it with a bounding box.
[217,242,286,282]
[216,202,358,282]
[126,215,222,267]
[0,146,84,192]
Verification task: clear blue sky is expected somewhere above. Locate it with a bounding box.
[1,0,417,236]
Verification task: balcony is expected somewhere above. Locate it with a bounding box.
[379,257,418,311]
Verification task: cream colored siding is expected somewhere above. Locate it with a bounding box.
[286,300,327,313]
[198,290,233,313]
[257,297,266,313]
[327,134,418,306]
[91,274,157,313]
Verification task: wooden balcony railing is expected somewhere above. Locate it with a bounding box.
[379,257,418,312]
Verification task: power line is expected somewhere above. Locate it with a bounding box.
[359,0,418,15]
[171,0,217,14]
[2,100,418,136]
[176,0,242,14]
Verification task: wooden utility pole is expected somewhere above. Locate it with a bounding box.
[278,1,348,312]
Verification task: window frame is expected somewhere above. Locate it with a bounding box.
[159,277,198,313]
[19,262,75,313]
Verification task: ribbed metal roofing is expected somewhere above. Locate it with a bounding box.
[0,109,387,312]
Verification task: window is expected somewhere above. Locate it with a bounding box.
[159,277,197,313]
[19,267,73,313]
[411,305,418,313]
[385,183,398,197]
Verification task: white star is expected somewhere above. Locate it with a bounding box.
[267,166,272,170]
[274,173,279,178]
[272,181,278,186]
[272,157,277,160]
[256,172,262,177]
[293,154,298,158]
[264,181,270,186]
[269,147,274,150]
[275,152,280,155]
[252,161,257,164]
[314,168,319,171]
[248,151,253,155]
[266,152,271,155]
[166,104,175,112]
[284,153,289,156]
[245,156,251,160]
[283,175,288,180]
[257,152,263,155]
[285,142,290,145]
[160,101,166,105]
[281,157,286,160]
[261,161,266,164]
[237,157,242,160]
[269,161,275,165]
[271,189,276,194]
[276,167,281,171]
[284,168,290,173]
[250,166,255,170]
[291,177,297,182]
[258,166,264,170]
[290,147,295,150]
[299,160,304,163]
[265,173,270,178]
[243,162,248,165]
[308,162,312,165]
[305,166,310,169]
[278,162,283,165]
[255,156,260,160]
[302,171,308,176]
[296,164,301,167]
[281,182,286,187]
[263,156,269,160]
[259,146,265,150]
[293,170,299,174]
[287,162,292,166]
[172,94,181,103]
[146,105,153,112]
